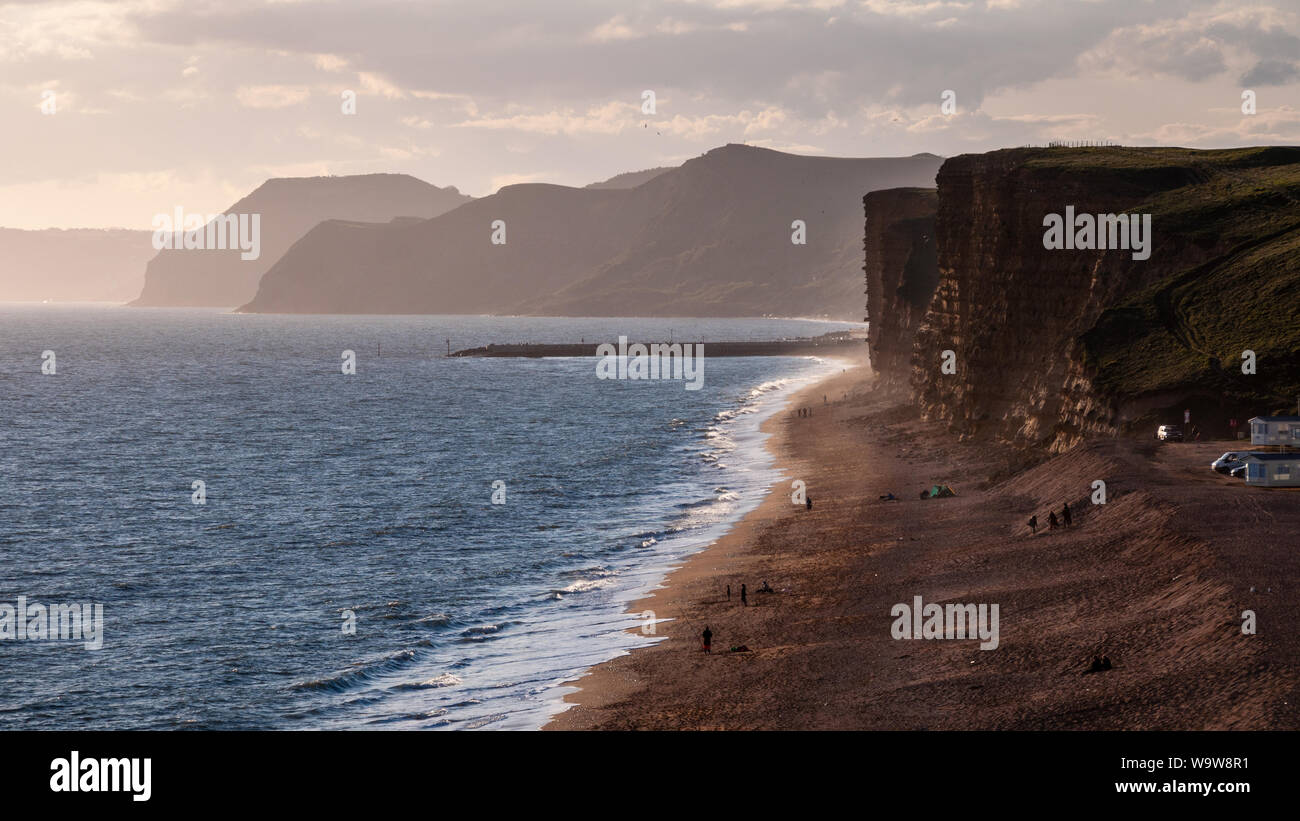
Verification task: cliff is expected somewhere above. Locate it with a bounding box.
[862,188,937,385]
[131,174,470,307]
[895,146,1300,451]
[240,145,943,319]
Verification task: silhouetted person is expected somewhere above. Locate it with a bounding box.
[740,584,747,607]
[1062,502,1072,527]
[759,580,773,593]
[1029,514,1038,534]
[805,495,813,510]
[1048,511,1059,530]
[1084,655,1112,674]
[726,584,731,601]
[702,626,712,653]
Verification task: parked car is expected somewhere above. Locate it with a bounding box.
[1157,425,1183,442]
[1211,452,1247,473]
[1230,463,1248,479]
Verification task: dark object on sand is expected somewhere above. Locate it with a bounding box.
[879,492,898,501]
[758,580,774,593]
[1062,502,1072,527]
[805,495,813,510]
[1029,514,1038,534]
[920,484,956,499]
[726,584,731,601]
[1048,511,1059,529]
[1083,655,1112,674]
[740,584,747,606]
[730,645,751,653]
[702,626,712,653]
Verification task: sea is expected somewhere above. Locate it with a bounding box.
[0,304,856,730]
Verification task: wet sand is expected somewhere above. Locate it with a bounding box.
[546,362,1300,730]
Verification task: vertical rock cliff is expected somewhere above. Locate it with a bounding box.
[862,188,937,387]
[879,146,1300,452]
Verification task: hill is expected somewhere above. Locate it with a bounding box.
[131,174,471,307]
[241,145,942,318]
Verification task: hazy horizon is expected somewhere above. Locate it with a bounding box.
[3,0,1299,230]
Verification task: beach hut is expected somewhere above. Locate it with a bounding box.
[1248,416,1300,447]
[1241,453,1300,488]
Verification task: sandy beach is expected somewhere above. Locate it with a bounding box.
[547,357,1300,730]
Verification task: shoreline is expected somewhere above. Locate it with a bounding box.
[543,351,868,729]
[545,357,1298,731]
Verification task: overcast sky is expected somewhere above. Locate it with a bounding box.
[2,0,1297,229]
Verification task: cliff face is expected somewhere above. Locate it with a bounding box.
[900,146,1300,451]
[862,188,937,386]
[131,174,470,307]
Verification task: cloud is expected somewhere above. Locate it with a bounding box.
[454,101,637,136]
[1241,58,1300,86]
[313,53,349,72]
[359,71,406,100]
[235,85,311,109]
[3,0,1299,227]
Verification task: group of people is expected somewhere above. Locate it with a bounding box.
[1028,501,1072,534]
[796,407,814,418]
[704,580,777,652]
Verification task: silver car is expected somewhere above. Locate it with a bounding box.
[1211,452,1247,473]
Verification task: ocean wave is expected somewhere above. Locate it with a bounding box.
[291,648,419,693]
[554,576,617,594]
[746,377,794,399]
[392,673,462,691]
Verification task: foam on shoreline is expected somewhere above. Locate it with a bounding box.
[540,354,860,728]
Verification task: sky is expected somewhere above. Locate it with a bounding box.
[1,0,1297,229]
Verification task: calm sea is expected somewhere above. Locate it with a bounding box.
[0,305,854,729]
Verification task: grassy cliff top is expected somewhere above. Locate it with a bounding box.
[1064,146,1300,406]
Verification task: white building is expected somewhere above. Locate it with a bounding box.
[1248,416,1300,447]
[1241,453,1300,488]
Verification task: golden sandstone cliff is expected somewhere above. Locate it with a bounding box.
[866,147,1300,452]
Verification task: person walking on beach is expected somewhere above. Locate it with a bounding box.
[702,626,712,653]
[1062,502,1072,528]
[740,584,748,607]
[1029,514,1038,534]
[1048,511,1059,530]
[805,495,813,511]
[726,584,731,601]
